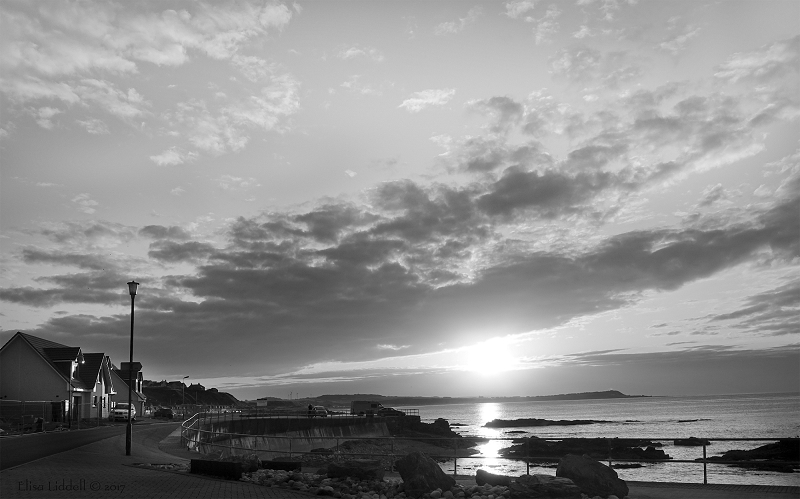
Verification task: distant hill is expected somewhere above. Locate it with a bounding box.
[142,384,243,408]
[267,390,648,409]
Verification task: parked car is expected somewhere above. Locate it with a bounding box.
[110,403,136,422]
[153,407,174,419]
[311,406,328,417]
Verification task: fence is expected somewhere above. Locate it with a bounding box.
[0,399,111,434]
[180,413,799,485]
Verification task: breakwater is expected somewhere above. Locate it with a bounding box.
[186,416,420,459]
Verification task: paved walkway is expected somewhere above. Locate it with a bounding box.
[1,423,798,498]
[0,423,310,498]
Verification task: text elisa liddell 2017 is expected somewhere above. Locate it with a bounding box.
[18,478,126,493]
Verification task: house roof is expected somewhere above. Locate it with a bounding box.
[78,353,105,389]
[42,347,82,362]
[110,369,146,402]
[15,332,70,351]
[5,332,96,391]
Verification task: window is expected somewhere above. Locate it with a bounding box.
[93,395,97,407]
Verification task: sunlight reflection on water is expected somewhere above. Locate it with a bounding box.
[400,394,800,486]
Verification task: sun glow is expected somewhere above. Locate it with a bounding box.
[459,337,521,375]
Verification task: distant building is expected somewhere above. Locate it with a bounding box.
[186,383,205,392]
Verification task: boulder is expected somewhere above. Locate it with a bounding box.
[395,452,456,498]
[327,459,385,481]
[556,454,628,499]
[508,474,582,498]
[476,469,511,487]
[221,453,261,472]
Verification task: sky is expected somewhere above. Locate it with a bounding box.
[1,0,798,401]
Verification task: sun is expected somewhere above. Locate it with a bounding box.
[460,338,519,376]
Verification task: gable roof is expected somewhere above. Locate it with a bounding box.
[3,332,92,390]
[78,353,106,389]
[110,369,146,402]
[42,347,82,362]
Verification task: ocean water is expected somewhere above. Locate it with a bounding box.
[398,392,800,486]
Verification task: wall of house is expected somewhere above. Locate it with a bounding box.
[109,371,145,416]
[0,337,69,403]
[90,380,107,420]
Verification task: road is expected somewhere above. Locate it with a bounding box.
[0,424,131,470]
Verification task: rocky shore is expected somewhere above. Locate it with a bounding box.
[701,439,800,473]
[484,418,615,428]
[499,436,670,463]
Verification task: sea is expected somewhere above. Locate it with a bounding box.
[398,392,800,486]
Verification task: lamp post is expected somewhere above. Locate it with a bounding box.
[182,376,189,415]
[125,280,139,456]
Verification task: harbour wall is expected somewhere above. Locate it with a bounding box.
[192,416,419,459]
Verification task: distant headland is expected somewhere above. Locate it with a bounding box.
[304,390,649,408]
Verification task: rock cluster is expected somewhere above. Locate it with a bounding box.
[239,452,629,499]
[501,436,669,462]
[703,439,800,473]
[241,467,623,499]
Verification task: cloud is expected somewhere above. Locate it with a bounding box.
[340,75,383,96]
[708,279,800,336]
[38,220,137,249]
[139,225,192,241]
[0,1,295,141]
[505,1,536,19]
[377,344,410,351]
[337,46,385,62]
[231,55,276,82]
[532,4,561,45]
[217,175,260,190]
[697,183,729,207]
[715,35,800,84]
[658,18,701,55]
[2,171,796,381]
[467,96,525,134]
[21,248,114,271]
[71,193,99,214]
[399,89,456,113]
[170,74,300,155]
[76,118,110,135]
[550,46,641,86]
[148,240,217,263]
[477,167,616,216]
[434,6,482,35]
[35,107,61,129]
[150,147,197,166]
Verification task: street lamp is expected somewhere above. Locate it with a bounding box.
[125,280,139,456]
[182,376,189,413]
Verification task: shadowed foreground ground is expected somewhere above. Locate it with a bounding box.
[0,423,797,498]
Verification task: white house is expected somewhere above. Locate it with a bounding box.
[0,332,116,422]
[111,362,146,416]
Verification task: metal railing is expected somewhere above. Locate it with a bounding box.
[179,413,798,485]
